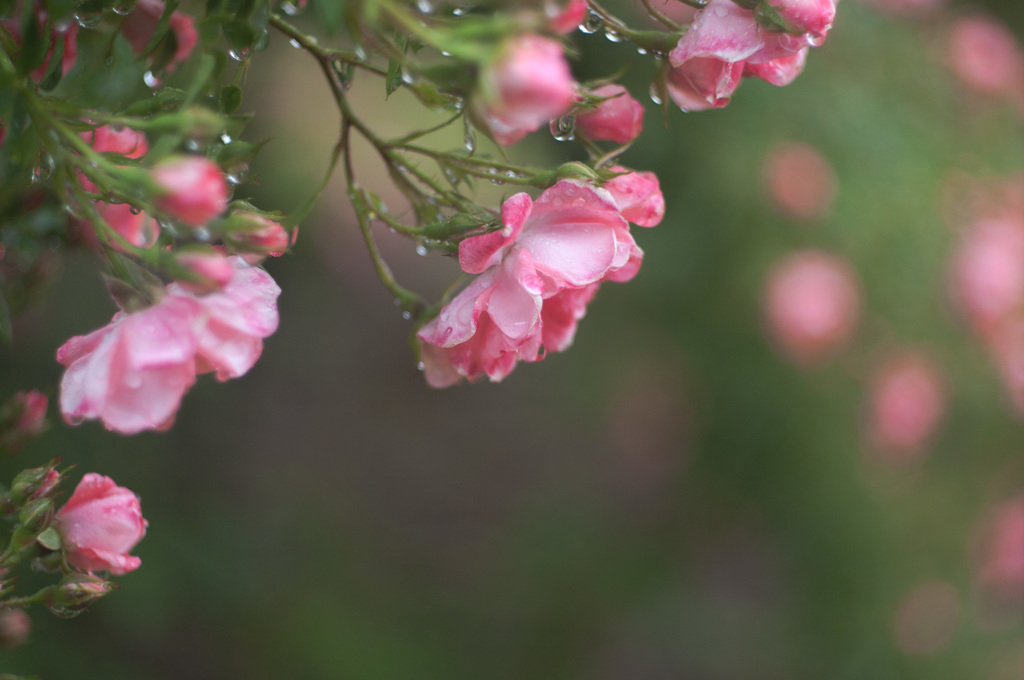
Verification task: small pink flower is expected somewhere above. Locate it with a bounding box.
[418,181,640,385]
[174,249,236,294]
[57,296,204,434]
[866,352,946,459]
[56,473,147,576]
[96,203,161,250]
[83,126,149,160]
[13,389,48,436]
[477,34,577,146]
[224,212,293,261]
[763,141,837,221]
[948,16,1024,97]
[57,257,280,432]
[764,251,860,366]
[575,84,645,144]
[151,156,228,227]
[549,0,588,33]
[667,0,832,108]
[121,0,198,72]
[603,167,665,227]
[167,257,282,381]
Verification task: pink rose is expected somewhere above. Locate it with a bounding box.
[476,34,577,146]
[763,141,837,221]
[575,84,645,144]
[667,0,832,109]
[223,212,293,261]
[952,217,1024,333]
[603,167,665,227]
[418,181,639,385]
[58,257,280,433]
[151,156,228,227]
[57,295,205,434]
[175,248,236,294]
[121,0,198,72]
[764,250,860,366]
[549,0,588,34]
[167,257,282,381]
[56,473,147,576]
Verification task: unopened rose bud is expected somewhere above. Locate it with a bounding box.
[174,248,236,294]
[0,609,31,649]
[554,162,600,183]
[575,85,645,145]
[548,0,587,33]
[4,462,59,512]
[0,390,49,452]
[222,212,293,260]
[603,167,665,227]
[151,156,228,227]
[11,498,55,550]
[44,575,115,618]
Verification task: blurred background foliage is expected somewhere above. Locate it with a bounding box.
[3,0,1024,677]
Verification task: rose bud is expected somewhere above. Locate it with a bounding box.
[151,156,229,227]
[223,212,293,261]
[549,0,587,33]
[44,574,115,618]
[603,167,665,227]
[174,248,236,294]
[575,84,645,145]
[56,473,148,575]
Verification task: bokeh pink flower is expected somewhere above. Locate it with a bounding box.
[575,84,645,145]
[151,156,229,227]
[121,0,199,72]
[865,351,946,459]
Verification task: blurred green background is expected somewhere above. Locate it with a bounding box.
[3,1,1024,677]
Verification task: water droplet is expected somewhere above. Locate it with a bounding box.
[194,227,211,241]
[579,11,602,34]
[31,155,55,183]
[636,47,647,55]
[228,47,252,62]
[550,115,576,142]
[402,311,412,320]
[807,33,825,47]
[75,10,102,28]
[281,0,305,15]
[129,206,141,215]
[111,0,136,15]
[416,244,428,256]
[332,60,355,90]
[713,4,729,17]
[143,70,161,88]
[417,362,425,372]
[220,133,232,144]
[604,28,625,42]
[452,6,467,15]
[464,129,476,152]
[289,38,301,49]
[648,83,663,105]
[416,0,434,13]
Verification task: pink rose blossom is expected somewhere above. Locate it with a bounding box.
[175,249,236,294]
[667,0,832,109]
[865,352,946,459]
[763,141,837,221]
[121,0,198,72]
[575,84,645,145]
[224,212,293,261]
[418,181,640,385]
[56,473,147,576]
[58,257,280,433]
[948,17,1024,97]
[167,257,281,381]
[603,167,665,227]
[57,295,205,434]
[477,34,577,146]
[549,0,588,34]
[764,250,860,366]
[151,156,228,227]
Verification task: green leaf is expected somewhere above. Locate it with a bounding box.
[37,34,65,91]
[37,527,61,551]
[386,60,402,98]
[41,0,75,21]
[16,10,48,77]
[220,84,243,113]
